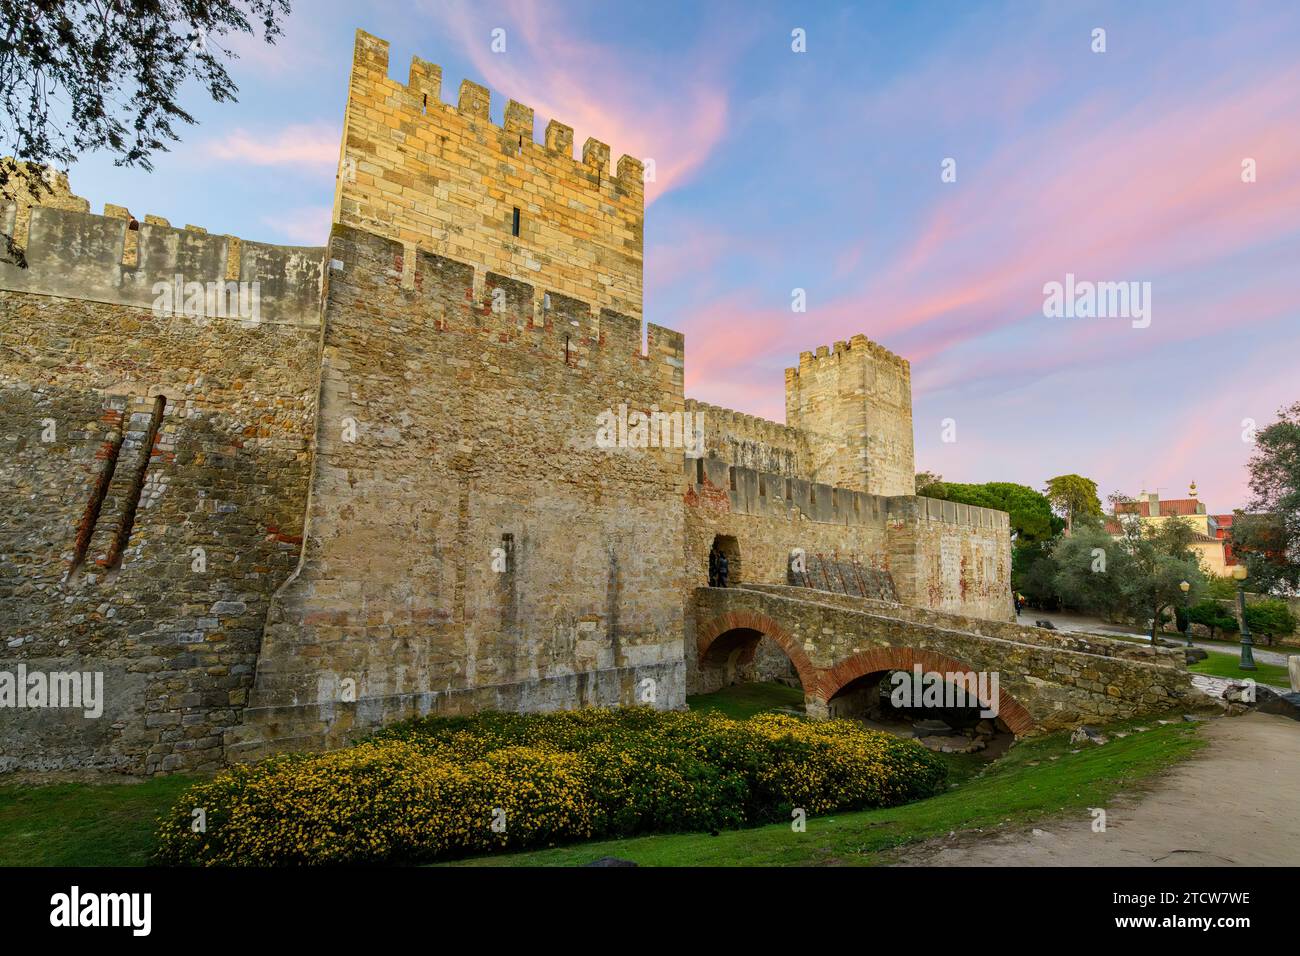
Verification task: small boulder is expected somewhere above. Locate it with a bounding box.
[912,718,953,736]
[1185,647,1209,664]
[1069,725,1108,745]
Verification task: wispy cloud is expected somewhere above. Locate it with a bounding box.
[204,123,340,168]
[431,0,736,202]
[261,205,332,245]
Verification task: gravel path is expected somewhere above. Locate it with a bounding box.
[895,713,1300,866]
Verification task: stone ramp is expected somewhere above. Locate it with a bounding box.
[787,554,898,602]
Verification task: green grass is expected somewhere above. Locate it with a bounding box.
[449,714,1205,867]
[0,774,195,866]
[1189,649,1292,687]
[686,680,806,720]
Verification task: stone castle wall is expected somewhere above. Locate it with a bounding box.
[885,496,1013,622]
[227,223,687,760]
[681,451,1013,693]
[683,399,812,477]
[0,199,323,772]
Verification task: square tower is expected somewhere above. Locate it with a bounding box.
[334,30,645,319]
[784,334,916,497]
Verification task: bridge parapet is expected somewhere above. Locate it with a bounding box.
[693,586,1198,736]
[741,583,1182,666]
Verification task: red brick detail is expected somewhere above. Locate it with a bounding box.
[696,610,819,696]
[823,647,1036,736]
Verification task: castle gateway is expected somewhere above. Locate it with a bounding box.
[1,30,1190,776]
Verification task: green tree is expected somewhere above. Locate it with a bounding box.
[920,481,1061,542]
[1052,513,1205,636]
[1012,539,1059,609]
[1244,599,1298,647]
[1,1,290,261]
[1050,518,1126,618]
[1187,599,1237,639]
[1121,517,1206,640]
[1044,474,1103,534]
[1234,401,1300,593]
[914,471,943,496]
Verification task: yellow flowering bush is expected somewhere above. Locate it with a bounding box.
[156,708,945,866]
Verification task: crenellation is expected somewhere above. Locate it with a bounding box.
[337,30,643,319]
[0,203,324,328]
[407,56,442,104]
[582,138,611,176]
[545,119,575,156]
[456,78,491,120]
[504,100,534,141]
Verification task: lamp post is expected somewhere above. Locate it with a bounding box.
[1232,564,1257,671]
[1180,580,1191,648]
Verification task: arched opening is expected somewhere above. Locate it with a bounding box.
[823,647,1034,754]
[828,669,1014,756]
[708,534,741,587]
[692,611,817,719]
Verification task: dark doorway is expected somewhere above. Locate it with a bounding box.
[709,533,741,587]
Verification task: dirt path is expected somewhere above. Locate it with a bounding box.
[897,712,1300,866]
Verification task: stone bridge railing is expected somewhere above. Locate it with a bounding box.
[693,586,1199,735]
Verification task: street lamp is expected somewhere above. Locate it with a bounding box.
[1232,564,1257,671]
[1180,580,1191,648]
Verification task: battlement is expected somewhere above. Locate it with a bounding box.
[0,200,324,328]
[337,31,645,319]
[325,221,680,381]
[683,399,803,448]
[684,455,1007,532]
[787,333,910,379]
[351,31,645,193]
[784,330,916,497]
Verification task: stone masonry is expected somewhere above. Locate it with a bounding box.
[0,28,1185,773]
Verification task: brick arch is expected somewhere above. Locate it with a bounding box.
[822,646,1036,736]
[695,610,818,693]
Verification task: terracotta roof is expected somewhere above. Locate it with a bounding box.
[1214,513,1234,527]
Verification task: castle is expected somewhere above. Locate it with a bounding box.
[0,31,1012,773]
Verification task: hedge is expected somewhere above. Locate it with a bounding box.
[156,709,946,866]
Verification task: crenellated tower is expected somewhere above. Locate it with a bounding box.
[335,30,645,319]
[784,334,916,497]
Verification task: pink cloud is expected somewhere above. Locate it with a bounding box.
[431,0,732,203]
[663,16,1300,509]
[762,58,1300,399]
[206,123,340,168]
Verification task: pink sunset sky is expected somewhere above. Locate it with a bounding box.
[60,0,1300,512]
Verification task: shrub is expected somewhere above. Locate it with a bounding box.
[1187,599,1237,639]
[156,709,947,866]
[1244,599,1298,646]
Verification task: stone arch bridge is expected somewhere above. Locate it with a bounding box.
[693,585,1198,736]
